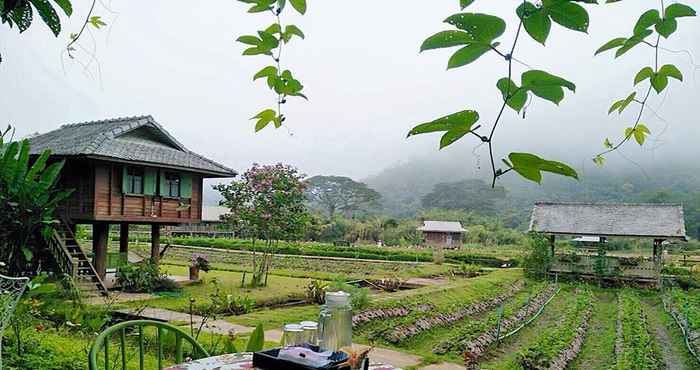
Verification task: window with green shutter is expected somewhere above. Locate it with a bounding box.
[143,169,157,195]
[122,166,144,194]
[181,174,193,198]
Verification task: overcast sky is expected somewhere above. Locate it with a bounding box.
[2,0,700,182]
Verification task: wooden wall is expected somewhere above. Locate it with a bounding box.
[423,231,462,249]
[58,159,203,224]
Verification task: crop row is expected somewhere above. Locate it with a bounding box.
[385,280,525,343]
[459,283,559,366]
[517,288,594,369]
[613,290,664,370]
[431,282,546,356]
[352,303,434,327]
[663,287,700,356]
[161,236,518,266]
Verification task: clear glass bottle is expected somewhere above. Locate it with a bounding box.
[318,291,353,351]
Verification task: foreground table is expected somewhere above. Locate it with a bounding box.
[164,352,403,370]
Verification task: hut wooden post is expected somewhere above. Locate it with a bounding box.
[549,234,556,257]
[119,223,129,254]
[93,222,109,279]
[151,224,161,265]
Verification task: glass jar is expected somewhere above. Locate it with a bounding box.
[282,324,305,347]
[300,320,319,346]
[318,291,353,351]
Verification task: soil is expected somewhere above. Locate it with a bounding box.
[641,297,692,370]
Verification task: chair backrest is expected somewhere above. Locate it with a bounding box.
[88,320,210,370]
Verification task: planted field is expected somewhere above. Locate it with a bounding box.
[614,290,664,369]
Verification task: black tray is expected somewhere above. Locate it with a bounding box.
[253,347,352,370]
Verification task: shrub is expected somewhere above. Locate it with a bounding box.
[327,279,370,310]
[201,278,255,315]
[523,234,552,280]
[191,253,211,272]
[116,260,179,293]
[305,279,329,304]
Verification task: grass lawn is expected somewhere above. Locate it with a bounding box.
[126,264,311,312]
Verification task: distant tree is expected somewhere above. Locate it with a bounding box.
[305,176,381,218]
[421,179,506,214]
[215,163,309,287]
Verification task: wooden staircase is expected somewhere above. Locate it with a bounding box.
[47,219,108,297]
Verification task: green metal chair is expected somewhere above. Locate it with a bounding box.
[88,320,210,370]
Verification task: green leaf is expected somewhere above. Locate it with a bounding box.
[253,66,278,81]
[242,47,271,56]
[21,247,33,262]
[633,9,661,35]
[257,30,279,49]
[420,30,474,52]
[460,0,475,9]
[29,0,61,36]
[289,0,306,14]
[658,64,683,81]
[447,43,493,69]
[615,29,652,57]
[444,13,506,42]
[595,37,626,55]
[88,15,106,29]
[593,155,606,167]
[547,0,590,33]
[630,124,650,145]
[634,66,654,85]
[603,138,613,148]
[8,1,33,33]
[655,17,677,38]
[407,110,479,137]
[283,25,305,43]
[508,152,578,184]
[517,2,552,45]
[496,78,527,112]
[52,0,72,16]
[265,23,282,35]
[277,0,286,12]
[617,92,636,114]
[520,70,576,105]
[245,323,265,352]
[608,99,624,114]
[237,35,261,46]
[665,3,696,18]
[251,109,278,132]
[651,73,668,93]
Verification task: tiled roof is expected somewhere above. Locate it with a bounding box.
[529,202,687,240]
[417,221,466,233]
[28,115,236,177]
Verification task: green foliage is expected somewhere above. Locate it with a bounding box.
[327,278,370,310]
[407,110,480,150]
[237,0,308,131]
[305,279,329,304]
[245,323,265,352]
[517,0,590,45]
[204,278,255,315]
[305,175,381,217]
[116,260,179,293]
[421,179,506,214]
[0,126,71,275]
[504,152,578,184]
[1,0,71,36]
[523,234,552,279]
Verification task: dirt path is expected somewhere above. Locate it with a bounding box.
[568,290,617,370]
[477,287,572,369]
[641,297,695,370]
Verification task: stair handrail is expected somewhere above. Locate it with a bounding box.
[47,230,76,278]
[57,216,109,295]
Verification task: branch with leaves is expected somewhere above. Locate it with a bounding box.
[236,0,308,132]
[593,1,696,166]
[407,0,593,186]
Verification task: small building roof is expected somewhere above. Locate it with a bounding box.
[417,221,466,233]
[28,115,236,177]
[202,206,229,223]
[529,202,687,241]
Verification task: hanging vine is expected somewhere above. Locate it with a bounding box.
[236,0,308,132]
[593,1,696,166]
[407,0,696,187]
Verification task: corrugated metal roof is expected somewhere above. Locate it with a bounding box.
[417,221,466,233]
[202,206,229,222]
[529,202,687,240]
[28,115,237,177]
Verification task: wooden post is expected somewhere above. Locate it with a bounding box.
[120,223,129,267]
[93,222,109,279]
[549,234,556,257]
[151,224,161,265]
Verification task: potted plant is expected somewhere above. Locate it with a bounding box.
[190,254,211,281]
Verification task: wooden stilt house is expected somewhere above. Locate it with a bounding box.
[29,116,236,295]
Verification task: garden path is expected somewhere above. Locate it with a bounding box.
[641,297,692,370]
[418,363,464,370]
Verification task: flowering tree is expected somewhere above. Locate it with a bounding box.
[215,163,309,287]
